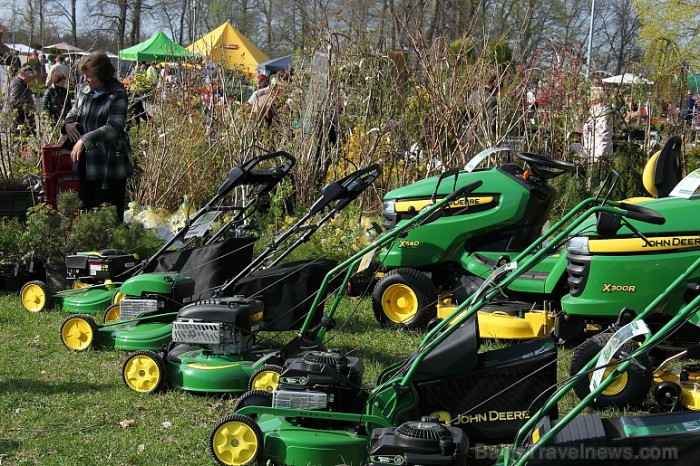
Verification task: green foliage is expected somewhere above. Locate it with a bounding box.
[686,146,700,172]
[22,191,164,265]
[549,170,592,225]
[592,143,648,200]
[0,217,29,263]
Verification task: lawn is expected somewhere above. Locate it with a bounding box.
[0,290,645,466]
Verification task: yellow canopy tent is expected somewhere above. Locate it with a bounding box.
[187,22,269,75]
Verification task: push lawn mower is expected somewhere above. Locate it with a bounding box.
[20,151,296,317]
[207,198,664,466]
[64,164,381,354]
[491,254,700,466]
[371,138,683,337]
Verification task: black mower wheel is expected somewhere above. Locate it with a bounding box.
[248,364,283,393]
[20,280,52,313]
[59,314,99,351]
[233,390,273,414]
[103,303,121,323]
[210,413,263,466]
[122,350,166,394]
[371,267,438,330]
[570,332,652,409]
[655,381,682,411]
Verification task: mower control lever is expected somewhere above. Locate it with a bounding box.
[444,180,483,203]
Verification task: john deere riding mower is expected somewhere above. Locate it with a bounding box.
[20,151,296,318]
[62,164,381,355]
[206,196,664,466]
[369,147,575,330]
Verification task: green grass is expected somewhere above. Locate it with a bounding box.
[0,292,658,465]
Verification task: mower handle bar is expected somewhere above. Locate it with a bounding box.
[444,180,483,203]
[217,151,296,197]
[618,202,665,225]
[309,164,382,215]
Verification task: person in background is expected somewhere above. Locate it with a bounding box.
[63,51,133,223]
[46,55,71,87]
[43,72,72,123]
[582,87,613,162]
[4,64,36,135]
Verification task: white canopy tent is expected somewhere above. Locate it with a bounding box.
[601,73,654,85]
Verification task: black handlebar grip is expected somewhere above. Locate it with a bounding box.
[619,202,665,225]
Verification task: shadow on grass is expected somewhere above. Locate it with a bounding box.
[0,379,114,395]
[0,438,21,454]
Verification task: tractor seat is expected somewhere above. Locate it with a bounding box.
[642,136,683,198]
[176,296,264,324]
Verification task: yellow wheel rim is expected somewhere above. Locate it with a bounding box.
[589,363,629,396]
[251,371,280,392]
[21,284,47,313]
[112,291,126,305]
[124,355,162,393]
[104,305,121,323]
[61,318,94,351]
[382,284,418,323]
[212,421,259,465]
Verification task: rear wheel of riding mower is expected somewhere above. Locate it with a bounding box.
[570,332,652,409]
[210,413,263,466]
[60,314,99,351]
[20,280,52,313]
[122,350,166,394]
[103,303,121,323]
[233,390,273,415]
[248,364,283,393]
[371,267,438,330]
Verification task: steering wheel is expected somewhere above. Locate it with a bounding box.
[516,152,575,180]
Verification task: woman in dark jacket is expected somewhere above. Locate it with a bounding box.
[43,72,72,122]
[63,51,133,222]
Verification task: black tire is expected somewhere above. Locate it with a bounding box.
[122,350,166,394]
[569,332,652,409]
[655,381,682,411]
[20,280,53,313]
[233,390,273,414]
[371,267,438,330]
[247,364,283,392]
[59,314,99,351]
[209,413,263,466]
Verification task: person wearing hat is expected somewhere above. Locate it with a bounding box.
[4,64,37,135]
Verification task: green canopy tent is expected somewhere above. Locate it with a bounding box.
[119,31,195,62]
[689,74,700,91]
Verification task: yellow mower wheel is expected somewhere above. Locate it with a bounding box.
[122,350,165,394]
[570,332,651,409]
[371,268,438,330]
[112,291,126,305]
[248,364,283,392]
[209,414,263,466]
[60,314,98,351]
[20,280,52,313]
[103,303,121,323]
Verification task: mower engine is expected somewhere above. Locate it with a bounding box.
[64,249,138,284]
[171,296,264,355]
[118,273,195,320]
[368,417,469,466]
[274,350,368,414]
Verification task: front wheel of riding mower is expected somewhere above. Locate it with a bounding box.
[569,332,652,409]
[210,413,264,466]
[371,267,438,330]
[122,350,166,394]
[60,314,99,351]
[248,364,283,393]
[20,280,52,313]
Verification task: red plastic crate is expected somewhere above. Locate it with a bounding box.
[41,144,79,206]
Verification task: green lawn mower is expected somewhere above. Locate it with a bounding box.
[20,151,296,318]
[63,164,381,355]
[206,197,664,466]
[369,147,575,330]
[362,265,700,466]
[370,138,683,339]
[120,178,480,397]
